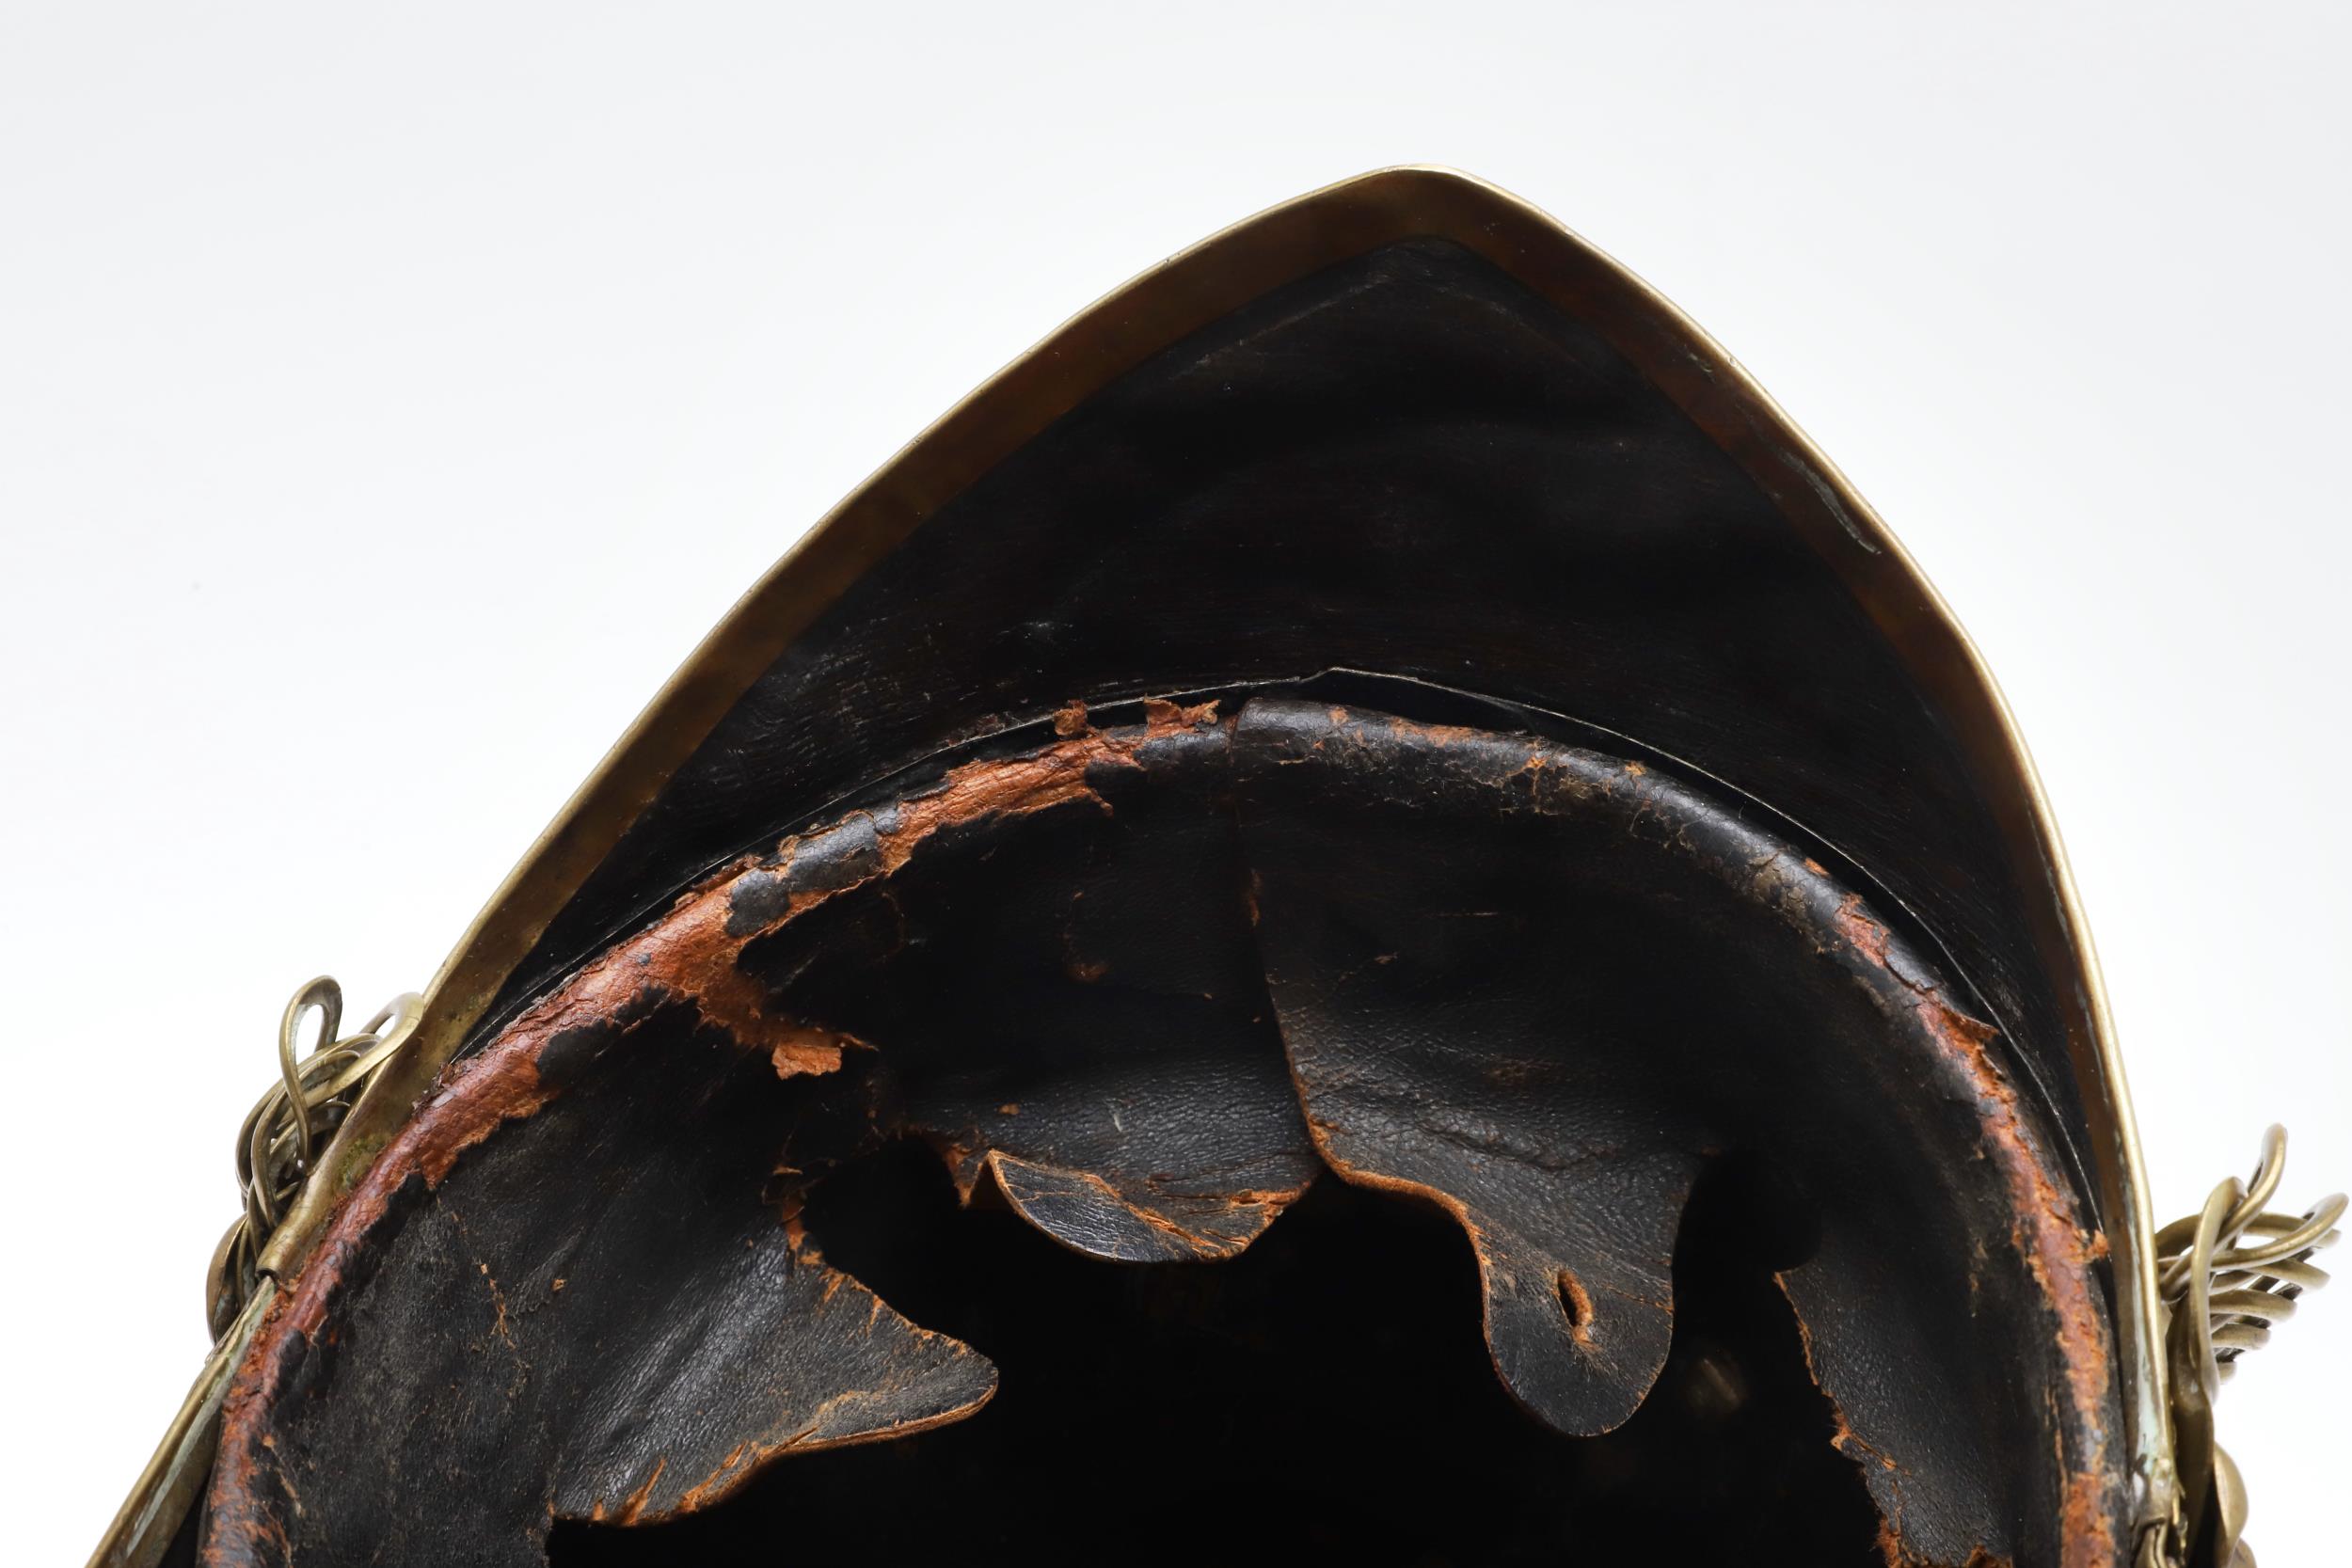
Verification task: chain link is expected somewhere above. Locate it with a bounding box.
[2144,1126,2343,1568]
[203,977,422,1340]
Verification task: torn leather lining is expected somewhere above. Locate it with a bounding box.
[202,695,2123,1568]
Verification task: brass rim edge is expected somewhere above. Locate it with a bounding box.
[110,166,2173,1553]
[86,1282,274,1568]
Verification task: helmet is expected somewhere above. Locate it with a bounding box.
[96,168,2337,1568]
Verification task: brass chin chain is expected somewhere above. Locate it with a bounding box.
[2144,1127,2344,1568]
[204,977,423,1341]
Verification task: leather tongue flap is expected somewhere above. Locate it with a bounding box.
[553,1225,996,1526]
[1233,697,1704,1433]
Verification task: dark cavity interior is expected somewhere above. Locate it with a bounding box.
[548,1142,1882,1567]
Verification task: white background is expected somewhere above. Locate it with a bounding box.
[5,5,2345,1561]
